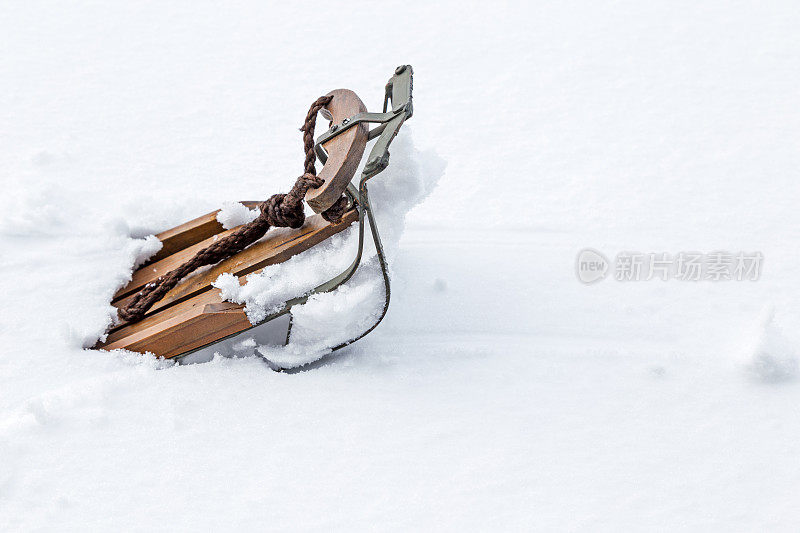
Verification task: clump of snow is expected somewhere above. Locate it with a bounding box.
[213,226,359,323]
[128,234,163,270]
[742,306,798,383]
[216,201,259,229]
[84,233,163,344]
[215,131,446,367]
[256,260,385,367]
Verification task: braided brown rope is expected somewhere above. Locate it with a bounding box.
[117,95,347,324]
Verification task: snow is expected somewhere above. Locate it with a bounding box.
[215,201,259,230]
[255,263,385,367]
[743,306,799,383]
[212,226,359,321]
[2,1,800,530]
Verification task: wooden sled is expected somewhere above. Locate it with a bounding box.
[96,66,414,367]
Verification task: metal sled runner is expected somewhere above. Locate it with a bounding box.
[96,66,413,366]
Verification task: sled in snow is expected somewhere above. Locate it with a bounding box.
[96,66,414,367]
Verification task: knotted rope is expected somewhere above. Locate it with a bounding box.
[117,95,348,324]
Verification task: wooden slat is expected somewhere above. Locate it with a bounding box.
[142,201,261,265]
[100,294,251,358]
[114,225,240,301]
[102,287,228,347]
[98,208,358,357]
[111,209,357,326]
[114,208,354,303]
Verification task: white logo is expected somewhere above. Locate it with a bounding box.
[576,248,609,284]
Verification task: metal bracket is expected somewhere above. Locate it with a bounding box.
[314,65,413,179]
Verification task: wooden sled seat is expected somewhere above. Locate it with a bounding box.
[94,66,414,363]
[98,204,357,358]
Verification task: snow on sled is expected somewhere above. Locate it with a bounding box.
[95,66,414,368]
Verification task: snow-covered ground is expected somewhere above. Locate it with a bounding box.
[2,1,800,530]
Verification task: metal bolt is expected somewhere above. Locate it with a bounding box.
[395,65,406,75]
[342,118,349,125]
[330,124,338,132]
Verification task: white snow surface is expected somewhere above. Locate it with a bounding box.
[2,1,800,530]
